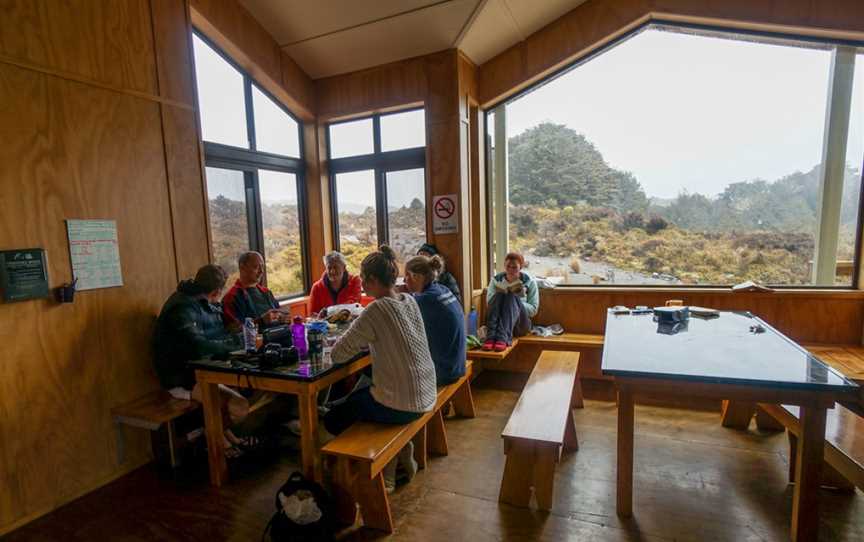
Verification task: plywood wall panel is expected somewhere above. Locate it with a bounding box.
[0,60,176,531]
[150,0,197,106]
[0,0,158,95]
[161,105,211,279]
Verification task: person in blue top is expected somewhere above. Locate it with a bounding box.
[484,252,539,351]
[404,254,466,385]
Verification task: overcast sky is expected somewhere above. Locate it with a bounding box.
[506,28,864,199]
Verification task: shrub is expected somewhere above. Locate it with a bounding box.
[621,212,645,230]
[569,258,581,273]
[645,215,669,234]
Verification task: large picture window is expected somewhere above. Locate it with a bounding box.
[192,32,307,298]
[328,109,427,271]
[487,24,864,287]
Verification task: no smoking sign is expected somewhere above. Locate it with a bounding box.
[432,194,458,234]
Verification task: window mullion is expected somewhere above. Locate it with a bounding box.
[244,78,257,151]
[376,167,388,247]
[813,46,857,285]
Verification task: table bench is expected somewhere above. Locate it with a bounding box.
[467,332,603,361]
[111,390,201,468]
[322,360,475,533]
[757,403,864,492]
[499,351,581,511]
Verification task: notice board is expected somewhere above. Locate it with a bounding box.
[0,248,49,302]
[66,219,123,291]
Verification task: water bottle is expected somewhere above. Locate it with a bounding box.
[243,317,257,353]
[292,316,308,357]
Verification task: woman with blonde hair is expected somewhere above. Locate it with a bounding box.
[404,254,466,385]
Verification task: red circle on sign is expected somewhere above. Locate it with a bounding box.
[434,197,455,219]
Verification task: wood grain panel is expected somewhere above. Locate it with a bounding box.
[150,0,196,105]
[190,0,315,120]
[304,122,328,280]
[0,62,177,533]
[478,0,864,106]
[160,104,211,279]
[0,0,158,95]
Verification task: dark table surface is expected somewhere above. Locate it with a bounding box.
[189,353,367,382]
[601,309,859,391]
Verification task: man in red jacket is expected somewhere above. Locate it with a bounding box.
[309,251,362,315]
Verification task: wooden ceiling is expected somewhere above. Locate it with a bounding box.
[239,0,588,78]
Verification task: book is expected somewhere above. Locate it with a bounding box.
[493,278,525,296]
[731,280,773,293]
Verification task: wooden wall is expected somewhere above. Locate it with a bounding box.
[478,0,864,106]
[0,0,210,534]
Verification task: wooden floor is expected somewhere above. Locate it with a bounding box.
[7,374,864,541]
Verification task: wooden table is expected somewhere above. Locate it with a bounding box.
[602,310,860,542]
[191,354,370,486]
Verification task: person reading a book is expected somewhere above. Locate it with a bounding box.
[483,252,539,351]
[404,254,466,385]
[324,245,437,493]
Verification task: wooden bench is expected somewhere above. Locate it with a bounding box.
[467,332,604,363]
[803,344,864,386]
[111,390,201,468]
[757,403,864,492]
[499,351,582,511]
[322,360,476,533]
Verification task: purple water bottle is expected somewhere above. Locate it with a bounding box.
[292,316,307,357]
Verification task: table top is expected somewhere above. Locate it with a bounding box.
[601,310,858,391]
[190,351,367,383]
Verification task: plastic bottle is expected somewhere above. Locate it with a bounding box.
[243,317,258,353]
[292,316,308,357]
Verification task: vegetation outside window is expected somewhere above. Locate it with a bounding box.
[328,109,428,272]
[192,31,308,298]
[488,24,864,287]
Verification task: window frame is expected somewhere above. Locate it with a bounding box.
[327,107,428,252]
[483,20,864,290]
[193,29,310,299]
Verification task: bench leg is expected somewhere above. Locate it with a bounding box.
[499,439,533,508]
[788,432,798,483]
[113,419,126,466]
[788,430,855,492]
[721,400,755,429]
[412,426,427,470]
[452,380,476,418]
[427,410,449,456]
[332,457,359,526]
[564,409,579,452]
[571,376,584,409]
[754,405,785,431]
[533,444,559,512]
[356,470,394,533]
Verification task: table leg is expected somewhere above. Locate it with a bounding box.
[200,381,227,487]
[791,405,827,542]
[617,387,634,517]
[299,391,321,482]
[720,400,756,429]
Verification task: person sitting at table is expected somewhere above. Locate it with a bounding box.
[324,245,437,492]
[417,243,461,303]
[483,252,539,352]
[152,264,250,457]
[221,251,286,331]
[308,251,362,316]
[404,254,466,386]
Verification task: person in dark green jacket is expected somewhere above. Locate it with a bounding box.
[153,264,249,454]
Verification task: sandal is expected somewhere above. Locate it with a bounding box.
[224,445,245,460]
[236,435,268,452]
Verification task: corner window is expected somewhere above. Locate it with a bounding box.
[328,109,427,270]
[488,24,864,287]
[192,31,307,298]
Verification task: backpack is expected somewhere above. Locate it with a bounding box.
[263,471,336,542]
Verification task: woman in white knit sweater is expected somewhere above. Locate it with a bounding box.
[324,245,437,431]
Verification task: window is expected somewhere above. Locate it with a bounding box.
[328,109,427,271]
[488,24,864,287]
[193,31,307,298]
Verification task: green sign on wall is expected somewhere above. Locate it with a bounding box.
[0,248,49,302]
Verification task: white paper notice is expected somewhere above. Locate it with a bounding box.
[66,219,123,291]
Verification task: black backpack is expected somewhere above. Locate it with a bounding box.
[263,471,336,542]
